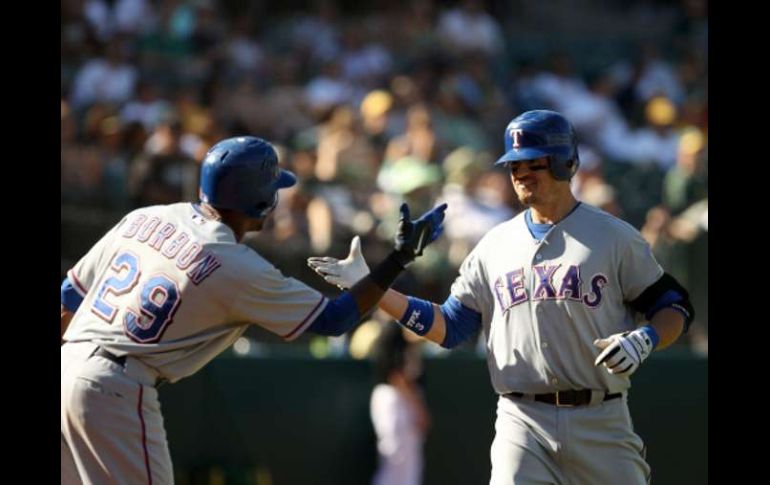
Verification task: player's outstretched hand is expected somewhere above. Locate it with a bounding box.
[593,329,654,377]
[307,236,371,290]
[392,202,448,268]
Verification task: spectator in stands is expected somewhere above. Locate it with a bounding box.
[370,324,431,485]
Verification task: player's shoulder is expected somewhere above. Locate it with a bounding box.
[573,203,644,241]
[475,213,524,248]
[209,243,279,277]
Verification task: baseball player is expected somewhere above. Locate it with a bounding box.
[60,135,448,484]
[308,110,694,485]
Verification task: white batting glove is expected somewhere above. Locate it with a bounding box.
[593,328,656,377]
[307,236,371,290]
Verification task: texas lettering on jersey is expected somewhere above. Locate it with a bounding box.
[120,213,222,285]
[493,263,608,313]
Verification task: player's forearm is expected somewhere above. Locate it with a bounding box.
[378,289,408,320]
[347,253,404,316]
[379,290,446,345]
[648,307,685,350]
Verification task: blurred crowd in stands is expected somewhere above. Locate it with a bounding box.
[61,0,707,356]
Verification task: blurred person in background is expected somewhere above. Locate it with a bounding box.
[360,89,397,159]
[70,37,138,110]
[315,105,380,186]
[436,0,505,59]
[290,0,342,69]
[669,198,707,355]
[120,79,173,132]
[307,105,381,253]
[221,17,266,84]
[384,103,439,164]
[61,101,108,205]
[662,127,707,216]
[370,324,431,485]
[433,76,491,152]
[305,59,356,120]
[128,117,198,206]
[440,147,515,267]
[388,0,439,65]
[640,199,707,354]
[454,55,510,135]
[569,144,604,198]
[339,23,393,90]
[528,52,588,117]
[258,57,317,143]
[83,0,157,42]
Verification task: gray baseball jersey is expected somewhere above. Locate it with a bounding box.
[64,202,328,383]
[451,202,662,394]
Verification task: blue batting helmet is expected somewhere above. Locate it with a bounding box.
[199,136,297,218]
[495,110,580,181]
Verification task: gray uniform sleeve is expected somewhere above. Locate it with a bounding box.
[618,228,665,302]
[67,217,128,296]
[227,263,328,341]
[450,246,492,314]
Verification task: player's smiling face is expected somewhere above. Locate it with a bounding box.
[509,157,553,205]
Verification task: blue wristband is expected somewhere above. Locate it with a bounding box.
[640,325,660,350]
[61,277,84,313]
[398,297,435,336]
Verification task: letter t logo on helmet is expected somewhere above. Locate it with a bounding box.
[511,129,524,148]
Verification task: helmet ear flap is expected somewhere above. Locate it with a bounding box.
[567,154,580,175]
[546,154,580,181]
[253,192,279,218]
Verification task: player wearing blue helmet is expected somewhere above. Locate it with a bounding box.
[495,109,580,180]
[309,111,694,485]
[199,136,297,218]
[61,135,448,484]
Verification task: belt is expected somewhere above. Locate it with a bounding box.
[91,346,168,388]
[93,347,127,367]
[505,389,622,407]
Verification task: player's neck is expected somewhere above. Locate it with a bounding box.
[198,203,222,221]
[221,215,252,241]
[200,203,255,241]
[529,192,578,224]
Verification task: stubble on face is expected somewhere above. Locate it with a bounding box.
[511,159,550,206]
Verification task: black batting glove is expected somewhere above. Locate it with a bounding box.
[392,202,448,268]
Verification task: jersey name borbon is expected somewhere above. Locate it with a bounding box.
[119,212,222,285]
